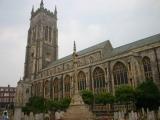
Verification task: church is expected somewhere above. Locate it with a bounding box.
[15,0,160,107]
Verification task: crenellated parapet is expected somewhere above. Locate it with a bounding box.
[30,0,57,20]
[31,7,57,19]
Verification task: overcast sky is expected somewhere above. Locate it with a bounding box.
[0,0,160,87]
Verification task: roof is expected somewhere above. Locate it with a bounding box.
[47,40,111,67]
[47,33,160,68]
[109,33,160,57]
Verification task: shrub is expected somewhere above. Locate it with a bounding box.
[135,80,160,110]
[95,92,114,105]
[81,90,94,105]
[115,85,135,104]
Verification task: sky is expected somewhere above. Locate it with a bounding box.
[0,0,160,87]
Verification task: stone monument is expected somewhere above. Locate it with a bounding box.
[14,79,31,120]
[63,42,95,120]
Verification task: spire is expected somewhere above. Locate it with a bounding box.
[74,41,76,53]
[54,5,57,16]
[40,0,44,8]
[31,5,34,14]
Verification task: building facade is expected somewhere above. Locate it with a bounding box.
[0,85,16,110]
[15,0,160,106]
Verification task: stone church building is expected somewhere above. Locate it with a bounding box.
[15,0,160,107]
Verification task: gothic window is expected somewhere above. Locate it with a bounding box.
[53,78,59,100]
[78,71,86,91]
[64,75,70,98]
[44,81,50,98]
[113,62,128,87]
[93,67,105,94]
[142,57,153,80]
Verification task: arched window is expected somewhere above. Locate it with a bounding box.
[53,78,59,100]
[64,75,70,98]
[143,57,153,80]
[44,81,50,98]
[93,67,105,93]
[78,71,86,90]
[113,62,128,87]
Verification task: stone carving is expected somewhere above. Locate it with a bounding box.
[15,81,24,106]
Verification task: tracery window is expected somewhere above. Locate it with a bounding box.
[113,62,128,87]
[64,75,70,98]
[93,67,105,93]
[78,71,86,91]
[53,78,59,100]
[142,57,153,80]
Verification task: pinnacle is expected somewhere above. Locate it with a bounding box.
[40,0,44,8]
[74,41,76,53]
[31,5,34,13]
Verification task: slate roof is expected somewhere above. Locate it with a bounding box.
[47,33,160,68]
[48,40,111,67]
[110,33,160,57]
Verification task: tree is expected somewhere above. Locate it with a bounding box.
[81,90,94,105]
[46,97,71,111]
[22,96,47,114]
[115,85,135,104]
[22,96,71,114]
[59,98,71,110]
[95,92,114,105]
[135,80,160,110]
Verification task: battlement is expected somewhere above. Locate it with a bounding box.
[31,7,56,19]
[30,0,57,20]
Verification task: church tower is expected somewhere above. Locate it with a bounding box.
[24,0,58,80]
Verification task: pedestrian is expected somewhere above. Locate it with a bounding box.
[55,110,61,120]
[2,111,9,120]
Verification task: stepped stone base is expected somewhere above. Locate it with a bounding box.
[14,107,22,120]
[63,104,95,120]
